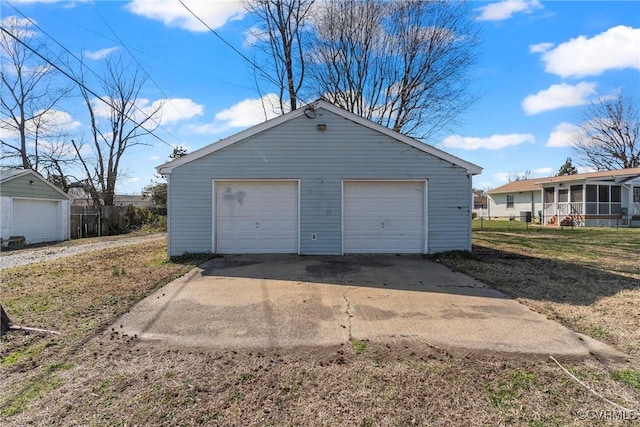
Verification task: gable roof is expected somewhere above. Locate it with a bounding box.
[0,169,29,182]
[0,168,71,199]
[533,168,640,185]
[488,168,640,194]
[157,99,483,175]
[487,179,540,194]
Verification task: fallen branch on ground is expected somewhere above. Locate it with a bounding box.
[9,325,61,335]
[548,355,634,412]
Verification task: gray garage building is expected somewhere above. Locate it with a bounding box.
[158,100,482,256]
[0,169,71,245]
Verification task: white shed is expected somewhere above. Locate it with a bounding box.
[0,169,71,245]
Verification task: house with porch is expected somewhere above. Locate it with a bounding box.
[487,168,640,227]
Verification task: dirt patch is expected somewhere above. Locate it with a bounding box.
[3,334,638,427]
[1,230,639,426]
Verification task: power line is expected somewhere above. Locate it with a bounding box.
[2,3,178,149]
[34,6,255,91]
[89,2,191,128]
[177,0,310,108]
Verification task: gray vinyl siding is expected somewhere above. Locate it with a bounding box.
[167,108,472,256]
[0,174,68,200]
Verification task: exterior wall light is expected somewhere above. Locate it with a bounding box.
[317,124,327,131]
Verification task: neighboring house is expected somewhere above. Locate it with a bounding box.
[113,195,155,208]
[473,195,487,218]
[157,99,482,256]
[486,180,542,221]
[487,168,640,226]
[72,194,155,208]
[0,169,71,244]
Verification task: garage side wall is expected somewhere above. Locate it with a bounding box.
[167,108,472,256]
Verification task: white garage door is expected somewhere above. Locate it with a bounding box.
[215,181,298,254]
[343,181,425,253]
[12,199,61,244]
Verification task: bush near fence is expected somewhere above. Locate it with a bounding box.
[70,206,167,239]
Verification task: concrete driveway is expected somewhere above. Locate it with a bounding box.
[117,254,623,359]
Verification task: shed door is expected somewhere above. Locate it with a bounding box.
[12,199,60,244]
[343,181,425,253]
[215,181,298,254]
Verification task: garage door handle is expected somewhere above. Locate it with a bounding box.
[255,222,260,229]
[381,221,384,229]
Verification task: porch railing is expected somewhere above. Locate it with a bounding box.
[634,203,640,215]
[543,202,584,225]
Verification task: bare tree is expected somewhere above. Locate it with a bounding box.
[244,0,315,113]
[573,94,639,170]
[0,16,72,171]
[73,57,162,206]
[508,170,532,182]
[309,0,479,138]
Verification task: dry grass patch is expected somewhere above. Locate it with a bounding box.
[5,339,640,426]
[1,230,638,426]
[0,238,211,419]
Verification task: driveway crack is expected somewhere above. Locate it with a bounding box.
[343,288,354,340]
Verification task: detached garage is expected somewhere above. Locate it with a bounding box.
[158,100,482,256]
[0,169,71,245]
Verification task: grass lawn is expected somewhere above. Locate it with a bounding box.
[1,231,639,426]
[448,220,640,357]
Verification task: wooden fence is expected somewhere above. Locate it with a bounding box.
[70,206,166,239]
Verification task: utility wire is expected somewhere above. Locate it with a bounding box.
[89,2,191,128]
[177,0,310,108]
[3,4,178,148]
[33,6,255,91]
[0,25,175,148]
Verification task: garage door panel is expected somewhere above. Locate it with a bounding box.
[215,181,298,254]
[344,181,425,254]
[12,199,60,244]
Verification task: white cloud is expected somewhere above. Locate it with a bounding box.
[1,110,81,139]
[84,47,119,60]
[493,172,511,183]
[36,109,82,132]
[244,26,269,48]
[126,0,245,32]
[522,82,596,115]
[1,15,34,28]
[546,122,581,147]
[148,155,160,161]
[577,166,597,174]
[529,42,553,53]
[90,97,203,126]
[190,94,287,134]
[441,133,535,150]
[148,98,204,125]
[476,0,542,22]
[215,94,285,127]
[536,25,640,78]
[533,167,553,175]
[1,16,38,38]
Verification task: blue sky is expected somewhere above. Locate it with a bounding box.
[2,0,639,193]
